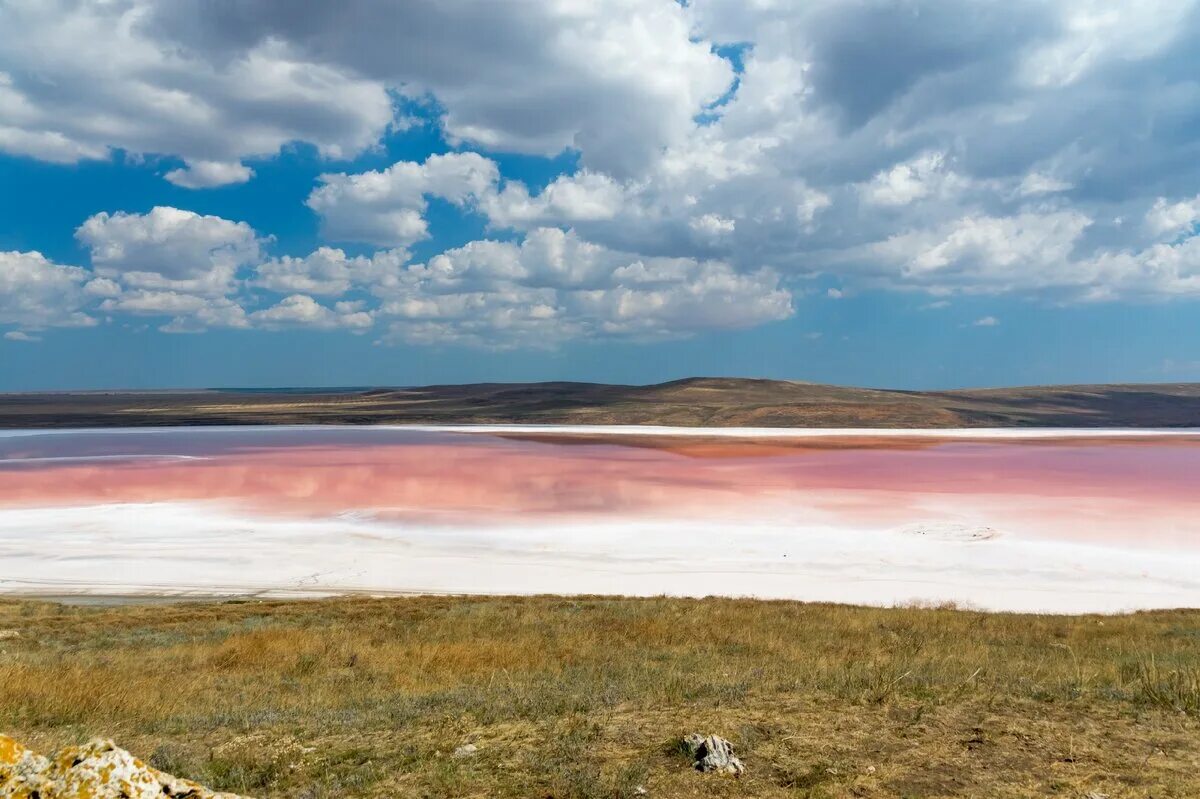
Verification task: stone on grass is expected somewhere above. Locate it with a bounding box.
[682,734,745,776]
[0,735,249,798]
[452,743,478,759]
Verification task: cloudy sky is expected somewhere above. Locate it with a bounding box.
[2,0,1199,390]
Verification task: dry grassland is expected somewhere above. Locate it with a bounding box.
[1,595,1198,797]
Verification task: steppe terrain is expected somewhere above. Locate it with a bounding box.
[3,595,1198,798]
[3,378,1200,428]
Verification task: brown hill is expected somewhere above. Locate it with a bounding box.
[2,377,1200,428]
[2,376,1200,427]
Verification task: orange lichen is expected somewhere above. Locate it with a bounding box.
[0,736,248,798]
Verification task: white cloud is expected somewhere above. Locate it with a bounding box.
[254,247,407,296]
[867,211,1093,292]
[249,294,374,330]
[0,0,731,182]
[373,227,792,347]
[100,290,213,316]
[180,0,728,177]
[83,277,122,298]
[159,298,250,334]
[95,291,251,334]
[0,250,96,330]
[689,214,737,239]
[4,330,40,342]
[482,171,626,228]
[1146,195,1200,239]
[0,4,395,186]
[7,0,1200,341]
[164,160,255,189]
[973,316,999,327]
[1020,0,1193,88]
[861,152,963,207]
[76,206,261,296]
[859,209,1200,301]
[307,153,498,246]
[1018,172,1073,197]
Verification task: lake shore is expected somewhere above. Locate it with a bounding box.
[3,425,1198,614]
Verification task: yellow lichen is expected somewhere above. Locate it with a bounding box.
[0,736,250,798]
[0,735,26,766]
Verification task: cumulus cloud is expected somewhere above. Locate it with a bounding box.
[0,250,97,331]
[0,0,730,183]
[1146,195,1200,239]
[26,198,795,345]
[76,206,262,296]
[307,153,498,246]
[1018,172,1073,197]
[482,171,626,228]
[254,247,408,296]
[856,208,1200,301]
[144,0,732,178]
[372,228,792,347]
[667,0,1200,291]
[72,206,270,332]
[865,210,1094,293]
[249,294,374,330]
[1020,0,1193,88]
[860,152,964,207]
[164,160,255,189]
[94,290,253,334]
[7,0,1200,348]
[0,3,395,186]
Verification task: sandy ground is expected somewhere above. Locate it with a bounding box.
[1,425,1198,613]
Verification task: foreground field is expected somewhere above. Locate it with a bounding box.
[2,596,1198,798]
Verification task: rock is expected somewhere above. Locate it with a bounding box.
[0,736,48,798]
[1082,793,1110,799]
[451,743,478,759]
[0,629,19,640]
[0,735,250,798]
[681,734,745,776]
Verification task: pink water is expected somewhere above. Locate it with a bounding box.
[1,426,1198,609]
[2,426,1199,548]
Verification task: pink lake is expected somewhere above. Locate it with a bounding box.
[1,425,1198,612]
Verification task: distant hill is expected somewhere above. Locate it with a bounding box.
[3,377,1200,428]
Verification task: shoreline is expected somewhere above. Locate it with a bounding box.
[4,422,1200,439]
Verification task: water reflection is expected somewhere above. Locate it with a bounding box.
[0,427,1198,550]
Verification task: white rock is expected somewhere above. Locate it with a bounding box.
[451,743,478,759]
[682,734,745,776]
[0,735,250,798]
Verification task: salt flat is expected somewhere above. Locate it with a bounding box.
[1,425,1198,613]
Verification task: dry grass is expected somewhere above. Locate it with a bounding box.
[1,595,1198,797]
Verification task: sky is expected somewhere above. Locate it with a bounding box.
[2,0,1200,391]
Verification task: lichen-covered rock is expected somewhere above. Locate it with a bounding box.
[0,735,251,798]
[681,733,745,776]
[0,735,50,798]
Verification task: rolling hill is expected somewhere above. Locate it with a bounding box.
[3,377,1200,428]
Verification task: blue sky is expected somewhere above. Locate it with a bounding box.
[2,0,1199,391]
